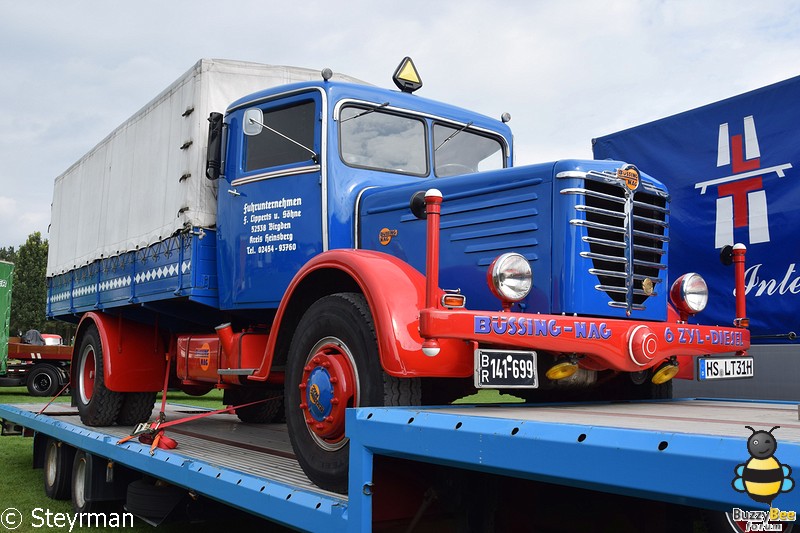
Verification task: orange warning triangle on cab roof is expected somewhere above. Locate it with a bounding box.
[392,57,422,93]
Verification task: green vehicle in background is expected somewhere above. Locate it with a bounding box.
[0,261,72,396]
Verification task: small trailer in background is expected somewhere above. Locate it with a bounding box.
[0,261,72,396]
[3,333,72,396]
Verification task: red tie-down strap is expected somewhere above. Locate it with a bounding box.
[116,397,279,455]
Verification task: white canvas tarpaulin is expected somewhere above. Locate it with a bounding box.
[48,59,364,276]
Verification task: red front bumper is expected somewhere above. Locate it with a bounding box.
[420,308,750,374]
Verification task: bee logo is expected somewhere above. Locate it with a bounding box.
[733,426,794,505]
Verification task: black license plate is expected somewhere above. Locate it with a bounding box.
[475,349,538,388]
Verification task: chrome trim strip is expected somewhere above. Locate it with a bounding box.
[571,219,626,234]
[582,236,627,249]
[610,301,647,311]
[561,188,626,204]
[580,251,627,264]
[575,205,626,219]
[353,186,378,248]
[231,165,321,187]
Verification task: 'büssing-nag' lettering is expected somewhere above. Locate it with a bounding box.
[474,316,611,339]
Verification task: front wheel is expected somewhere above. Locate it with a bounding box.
[285,293,419,493]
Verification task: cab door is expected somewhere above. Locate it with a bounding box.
[217,90,324,309]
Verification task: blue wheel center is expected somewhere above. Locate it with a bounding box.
[306,366,334,421]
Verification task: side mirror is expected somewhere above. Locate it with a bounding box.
[243,108,263,136]
[206,112,224,180]
[410,190,427,219]
[719,244,734,266]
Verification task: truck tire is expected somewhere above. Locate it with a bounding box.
[225,388,283,424]
[126,479,185,520]
[44,438,74,500]
[117,392,157,426]
[285,293,420,494]
[27,364,61,397]
[71,450,106,513]
[74,324,122,426]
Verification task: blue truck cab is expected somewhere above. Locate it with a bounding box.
[216,76,511,308]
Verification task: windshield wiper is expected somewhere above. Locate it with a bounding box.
[340,102,391,123]
[435,121,474,151]
[247,116,319,163]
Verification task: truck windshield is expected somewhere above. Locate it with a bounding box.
[339,106,427,176]
[433,124,504,177]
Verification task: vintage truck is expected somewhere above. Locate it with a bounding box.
[46,58,751,493]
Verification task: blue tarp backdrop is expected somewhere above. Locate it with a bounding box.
[593,76,800,342]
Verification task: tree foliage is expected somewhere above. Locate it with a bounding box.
[9,232,49,335]
[0,246,16,263]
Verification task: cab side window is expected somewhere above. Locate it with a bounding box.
[244,100,316,172]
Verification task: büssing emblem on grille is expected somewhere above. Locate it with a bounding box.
[616,164,640,191]
[642,278,655,296]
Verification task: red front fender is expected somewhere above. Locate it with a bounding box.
[251,250,472,379]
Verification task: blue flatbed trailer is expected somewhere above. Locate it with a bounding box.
[2,398,799,531]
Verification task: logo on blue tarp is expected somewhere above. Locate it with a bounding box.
[694,116,793,249]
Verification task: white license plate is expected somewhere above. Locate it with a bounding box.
[475,349,538,388]
[697,357,754,380]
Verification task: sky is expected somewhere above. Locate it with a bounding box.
[1,0,799,249]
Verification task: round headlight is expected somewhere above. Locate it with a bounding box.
[488,253,532,303]
[670,273,708,315]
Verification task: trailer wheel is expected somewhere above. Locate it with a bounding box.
[71,450,104,513]
[74,324,122,426]
[43,439,74,500]
[27,364,61,397]
[126,479,185,520]
[286,293,420,494]
[117,392,157,426]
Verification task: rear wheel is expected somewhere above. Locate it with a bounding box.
[117,392,157,426]
[74,324,122,426]
[225,387,283,424]
[27,365,61,397]
[286,293,419,493]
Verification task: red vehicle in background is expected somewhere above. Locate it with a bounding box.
[2,331,72,397]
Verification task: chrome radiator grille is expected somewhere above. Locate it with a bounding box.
[561,169,669,315]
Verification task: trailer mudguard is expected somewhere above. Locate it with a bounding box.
[75,312,165,392]
[251,249,473,380]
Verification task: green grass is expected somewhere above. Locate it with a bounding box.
[453,388,525,404]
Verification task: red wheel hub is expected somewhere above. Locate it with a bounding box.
[299,341,357,444]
